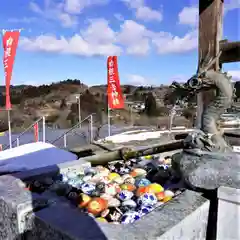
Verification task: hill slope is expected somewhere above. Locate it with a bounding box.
[0,79,239,132]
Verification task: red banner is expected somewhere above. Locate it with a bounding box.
[2,30,20,110]
[34,123,39,142]
[107,56,124,109]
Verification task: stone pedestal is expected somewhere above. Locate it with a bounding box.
[217,186,240,240]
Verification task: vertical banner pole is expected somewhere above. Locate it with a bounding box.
[108,105,111,136]
[130,105,133,126]
[34,122,39,142]
[2,29,21,149]
[42,116,45,142]
[7,110,12,148]
[90,114,93,142]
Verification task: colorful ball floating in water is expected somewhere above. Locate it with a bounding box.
[26,155,181,224]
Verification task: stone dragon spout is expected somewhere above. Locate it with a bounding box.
[170,48,235,152]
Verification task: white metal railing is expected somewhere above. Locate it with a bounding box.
[51,114,94,148]
[4,116,45,150]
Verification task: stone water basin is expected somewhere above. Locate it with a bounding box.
[26,155,182,225]
[0,154,210,240]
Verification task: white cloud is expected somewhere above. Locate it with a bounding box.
[117,20,150,55]
[225,0,240,13]
[82,19,116,44]
[228,70,240,81]
[178,6,198,26]
[19,18,200,56]
[64,0,109,14]
[127,74,151,86]
[151,29,198,54]
[135,6,163,22]
[64,0,85,14]
[169,74,189,84]
[122,0,163,22]
[19,19,121,56]
[178,1,240,27]
[29,1,77,27]
[28,0,108,27]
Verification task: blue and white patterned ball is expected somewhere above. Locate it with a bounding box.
[135,178,151,187]
[68,177,84,188]
[118,167,130,175]
[117,190,134,201]
[81,182,96,195]
[137,193,157,206]
[68,177,78,185]
[66,172,77,179]
[158,164,169,170]
[121,211,141,224]
[138,205,154,217]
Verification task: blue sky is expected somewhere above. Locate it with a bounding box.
[0,0,239,86]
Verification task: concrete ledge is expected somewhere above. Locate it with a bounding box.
[21,190,209,240]
[0,161,210,240]
[218,186,240,204]
[217,186,240,240]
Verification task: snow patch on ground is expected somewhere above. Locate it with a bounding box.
[99,129,194,144]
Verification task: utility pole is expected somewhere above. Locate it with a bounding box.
[130,105,133,126]
[76,95,81,128]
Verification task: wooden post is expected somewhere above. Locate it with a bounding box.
[197,0,224,128]
[220,40,240,63]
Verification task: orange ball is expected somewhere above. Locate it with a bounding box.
[87,198,108,215]
[155,191,165,201]
[130,168,147,178]
[136,186,147,196]
[147,183,164,194]
[78,193,91,208]
[144,186,156,194]
[120,183,136,192]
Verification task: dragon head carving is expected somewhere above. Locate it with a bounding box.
[170,44,222,94]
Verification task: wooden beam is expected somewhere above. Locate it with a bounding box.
[220,40,240,63]
[197,0,224,129]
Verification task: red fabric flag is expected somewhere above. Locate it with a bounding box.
[34,123,39,142]
[2,30,20,110]
[107,56,124,109]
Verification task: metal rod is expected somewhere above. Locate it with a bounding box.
[130,105,133,126]
[4,116,44,149]
[7,110,12,149]
[51,113,95,145]
[169,106,176,133]
[90,114,93,143]
[78,96,81,128]
[14,117,43,139]
[42,116,45,142]
[63,134,67,148]
[108,106,111,136]
[16,138,19,147]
